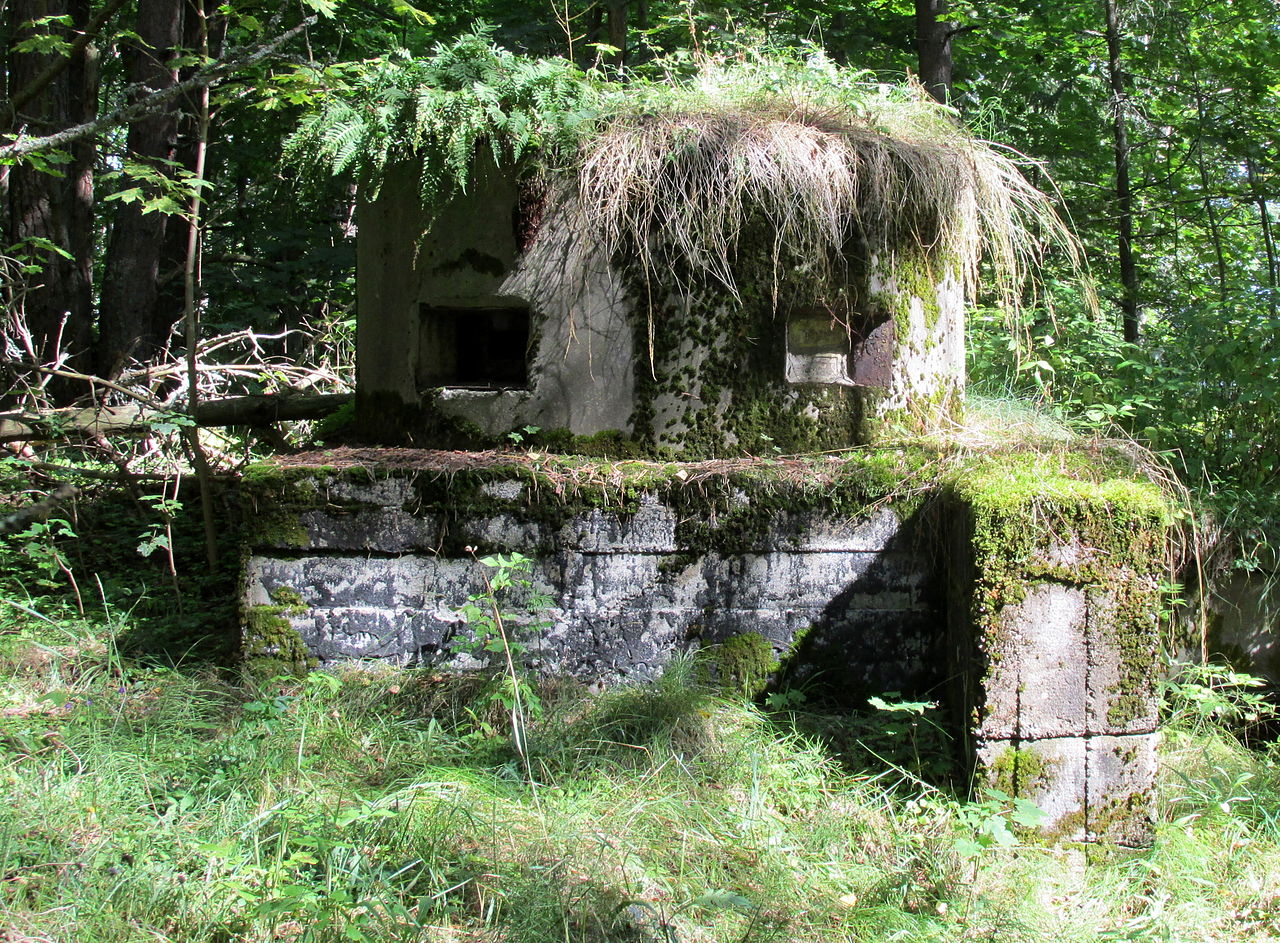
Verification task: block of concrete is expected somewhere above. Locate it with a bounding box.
[557,496,679,553]
[977,737,1087,843]
[978,583,1088,740]
[1086,589,1159,735]
[1085,733,1157,846]
[278,508,443,552]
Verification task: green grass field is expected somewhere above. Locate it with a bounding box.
[2,596,1280,943]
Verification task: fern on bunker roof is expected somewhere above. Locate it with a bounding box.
[288,32,1085,316]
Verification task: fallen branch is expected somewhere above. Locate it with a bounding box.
[0,482,77,537]
[0,392,351,444]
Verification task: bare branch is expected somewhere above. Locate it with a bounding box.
[0,16,317,161]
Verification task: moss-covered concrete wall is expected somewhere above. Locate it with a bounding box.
[944,454,1172,845]
[241,450,943,697]
[239,445,1171,845]
[355,161,964,457]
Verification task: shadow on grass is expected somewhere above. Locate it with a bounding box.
[1,474,244,665]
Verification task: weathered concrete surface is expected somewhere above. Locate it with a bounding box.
[243,452,1170,846]
[1190,567,1280,686]
[356,159,965,452]
[949,492,1167,846]
[243,493,941,690]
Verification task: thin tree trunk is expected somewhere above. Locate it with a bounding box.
[96,0,185,377]
[1103,0,1140,344]
[182,2,218,569]
[1246,157,1277,315]
[154,0,226,342]
[914,0,954,105]
[1188,84,1230,307]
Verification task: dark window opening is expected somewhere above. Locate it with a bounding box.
[419,305,532,389]
[786,307,894,388]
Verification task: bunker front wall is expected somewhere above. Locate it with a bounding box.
[355,160,964,457]
[240,453,945,697]
[240,450,1169,844]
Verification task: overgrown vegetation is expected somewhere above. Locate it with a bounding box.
[4,588,1280,942]
[5,3,1280,939]
[289,31,1082,317]
[3,453,1275,941]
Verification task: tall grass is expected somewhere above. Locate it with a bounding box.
[4,604,1280,942]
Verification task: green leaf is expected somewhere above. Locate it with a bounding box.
[301,0,337,16]
[388,0,435,24]
[1010,798,1047,827]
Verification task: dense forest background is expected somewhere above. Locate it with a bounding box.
[3,0,1279,551]
[7,6,1280,941]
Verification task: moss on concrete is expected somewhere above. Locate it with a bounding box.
[987,744,1052,798]
[947,450,1171,627]
[697,632,780,697]
[243,587,317,678]
[951,450,1172,830]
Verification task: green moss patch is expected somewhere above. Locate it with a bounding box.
[947,451,1172,619]
[697,633,780,697]
[243,587,317,678]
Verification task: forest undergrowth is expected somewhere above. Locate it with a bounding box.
[2,546,1280,942]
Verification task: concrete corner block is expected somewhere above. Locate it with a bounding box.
[1085,733,1157,846]
[977,737,1087,843]
[1086,589,1159,735]
[977,583,1088,740]
[975,733,1157,847]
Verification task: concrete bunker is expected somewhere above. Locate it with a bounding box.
[354,107,988,456]
[249,74,1167,846]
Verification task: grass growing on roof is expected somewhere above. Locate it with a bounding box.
[578,51,1084,318]
[288,30,1086,321]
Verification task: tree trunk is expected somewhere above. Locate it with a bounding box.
[4,0,97,395]
[1246,157,1277,315]
[0,392,353,443]
[914,0,954,105]
[96,0,186,378]
[1103,0,1140,345]
[154,0,226,342]
[605,0,627,66]
[1193,95,1228,306]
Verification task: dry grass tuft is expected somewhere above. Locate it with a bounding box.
[574,59,1087,318]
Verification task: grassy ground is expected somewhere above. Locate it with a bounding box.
[2,595,1280,943]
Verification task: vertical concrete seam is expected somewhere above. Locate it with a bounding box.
[1083,588,1093,839]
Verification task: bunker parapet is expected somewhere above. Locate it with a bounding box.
[240,446,1170,845]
